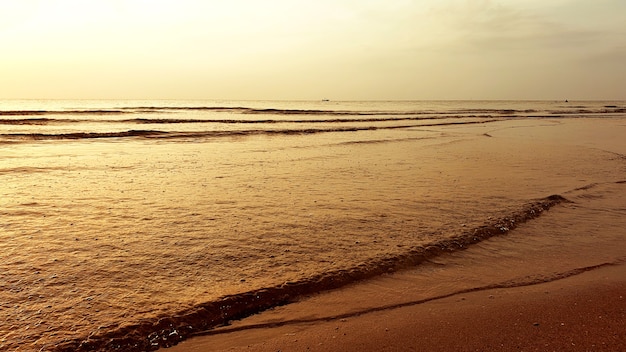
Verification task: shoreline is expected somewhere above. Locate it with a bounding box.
[167,261,626,352]
[166,177,626,351]
[51,194,568,351]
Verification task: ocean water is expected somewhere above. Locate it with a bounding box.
[1,100,625,351]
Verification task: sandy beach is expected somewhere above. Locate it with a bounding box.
[164,115,626,352]
[2,1,624,350]
[168,262,625,352]
[1,101,625,351]
[167,176,626,352]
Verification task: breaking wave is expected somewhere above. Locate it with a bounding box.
[1,104,623,117]
[1,103,623,145]
[0,120,499,141]
[50,195,567,352]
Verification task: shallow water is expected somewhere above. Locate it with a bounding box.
[0,100,625,351]
[168,181,626,352]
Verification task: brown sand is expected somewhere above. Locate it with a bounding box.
[165,117,626,352]
[167,260,625,352]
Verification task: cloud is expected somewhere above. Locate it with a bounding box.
[1,0,623,99]
[417,0,623,58]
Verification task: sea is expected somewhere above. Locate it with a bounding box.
[1,100,625,351]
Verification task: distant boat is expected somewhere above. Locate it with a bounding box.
[321,99,330,102]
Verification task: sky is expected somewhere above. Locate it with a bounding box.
[0,0,624,100]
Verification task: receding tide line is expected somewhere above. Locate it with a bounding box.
[49,195,568,352]
[193,259,625,338]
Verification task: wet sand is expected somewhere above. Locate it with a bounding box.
[168,263,625,352]
[166,117,626,352]
[167,189,626,352]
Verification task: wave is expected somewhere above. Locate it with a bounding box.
[0,107,432,117]
[2,105,622,117]
[0,166,68,175]
[0,130,169,140]
[0,115,491,126]
[0,118,60,125]
[122,106,536,116]
[191,259,624,338]
[0,110,128,116]
[50,194,566,352]
[549,108,626,114]
[123,116,456,124]
[0,120,499,141]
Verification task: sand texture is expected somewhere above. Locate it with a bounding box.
[170,264,624,352]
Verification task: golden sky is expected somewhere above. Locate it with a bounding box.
[0,0,624,100]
